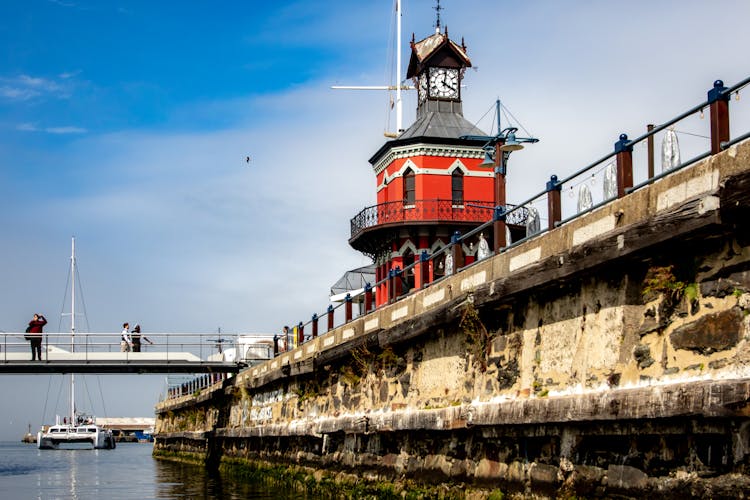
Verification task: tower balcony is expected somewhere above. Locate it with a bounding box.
[349,198,528,256]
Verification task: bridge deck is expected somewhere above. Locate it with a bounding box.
[0,359,244,374]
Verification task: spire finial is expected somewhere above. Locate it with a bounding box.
[434,0,443,33]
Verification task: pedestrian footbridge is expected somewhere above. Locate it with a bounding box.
[0,332,272,374]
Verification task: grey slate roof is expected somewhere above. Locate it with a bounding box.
[398,100,487,140]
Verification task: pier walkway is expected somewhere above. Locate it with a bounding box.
[0,332,262,374]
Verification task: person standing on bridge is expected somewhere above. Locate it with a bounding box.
[26,313,47,361]
[130,324,153,352]
[120,322,133,352]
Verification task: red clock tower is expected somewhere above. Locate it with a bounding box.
[349,27,504,307]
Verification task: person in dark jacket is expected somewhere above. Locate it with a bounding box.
[27,313,47,361]
[130,324,153,352]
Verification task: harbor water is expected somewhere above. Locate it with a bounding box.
[0,441,303,499]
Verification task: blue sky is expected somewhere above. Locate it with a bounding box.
[0,0,748,440]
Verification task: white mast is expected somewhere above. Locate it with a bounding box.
[396,0,402,133]
[330,0,410,138]
[70,237,76,424]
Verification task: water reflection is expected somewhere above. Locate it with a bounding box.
[154,460,298,499]
[0,443,303,500]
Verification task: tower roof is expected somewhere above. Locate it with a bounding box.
[397,100,486,140]
[406,29,471,79]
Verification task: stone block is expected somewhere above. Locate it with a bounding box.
[507,461,526,484]
[529,463,559,486]
[605,464,648,491]
[670,309,742,354]
[474,458,508,480]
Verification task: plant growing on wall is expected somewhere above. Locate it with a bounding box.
[460,302,491,372]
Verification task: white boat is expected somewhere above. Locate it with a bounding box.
[37,238,116,450]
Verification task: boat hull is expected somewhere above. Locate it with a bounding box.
[37,424,116,450]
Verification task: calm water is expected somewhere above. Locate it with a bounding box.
[0,441,302,499]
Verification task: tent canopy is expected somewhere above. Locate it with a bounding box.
[330,264,376,303]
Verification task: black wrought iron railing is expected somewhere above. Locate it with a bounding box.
[350,199,528,239]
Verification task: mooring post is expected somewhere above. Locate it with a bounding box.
[345,293,353,323]
[546,175,562,230]
[364,283,373,314]
[327,304,334,332]
[615,133,633,198]
[311,313,318,338]
[708,79,730,154]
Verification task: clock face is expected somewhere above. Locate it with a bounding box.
[418,73,428,102]
[428,67,459,99]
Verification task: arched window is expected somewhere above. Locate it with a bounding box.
[451,169,464,205]
[403,168,415,205]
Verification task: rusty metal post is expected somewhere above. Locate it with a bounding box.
[364,283,373,314]
[546,175,562,230]
[493,142,508,252]
[327,305,334,332]
[345,293,352,323]
[297,322,304,345]
[708,80,730,154]
[312,313,318,338]
[615,134,633,198]
[647,124,655,179]
[451,231,464,270]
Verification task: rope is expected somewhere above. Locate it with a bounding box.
[41,375,53,427]
[97,376,109,418]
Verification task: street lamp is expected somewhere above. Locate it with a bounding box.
[466,125,538,252]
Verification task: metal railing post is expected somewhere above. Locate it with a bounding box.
[393,267,402,298]
[327,305,334,332]
[615,133,633,198]
[452,231,464,269]
[312,313,319,338]
[388,268,395,303]
[419,250,430,288]
[647,124,655,179]
[298,322,304,345]
[546,175,562,230]
[364,283,373,314]
[345,293,353,323]
[708,79,730,155]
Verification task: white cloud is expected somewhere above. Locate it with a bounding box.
[0,74,72,101]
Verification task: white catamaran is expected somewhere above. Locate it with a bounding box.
[37,238,116,450]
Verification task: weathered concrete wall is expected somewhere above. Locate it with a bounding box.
[154,140,750,498]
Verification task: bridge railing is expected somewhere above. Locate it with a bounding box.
[0,331,239,362]
[278,76,750,349]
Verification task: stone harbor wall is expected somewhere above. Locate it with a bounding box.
[154,140,750,498]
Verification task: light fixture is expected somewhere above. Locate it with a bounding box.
[478,150,495,168]
[499,131,524,152]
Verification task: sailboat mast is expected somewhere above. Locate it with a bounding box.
[70,237,76,424]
